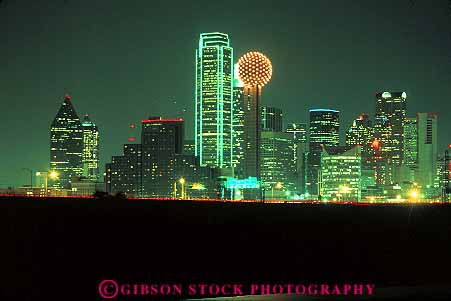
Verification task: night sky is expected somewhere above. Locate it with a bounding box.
[1,0,450,187]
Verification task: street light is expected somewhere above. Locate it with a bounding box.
[22,168,33,195]
[179,178,185,199]
[338,185,350,202]
[271,182,283,200]
[36,171,59,196]
[409,189,419,203]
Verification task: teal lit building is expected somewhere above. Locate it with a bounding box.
[81,114,100,181]
[195,32,233,168]
[320,146,361,201]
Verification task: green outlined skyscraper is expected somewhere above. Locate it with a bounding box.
[195,32,233,168]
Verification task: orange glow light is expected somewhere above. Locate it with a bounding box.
[237,51,272,87]
[372,139,380,150]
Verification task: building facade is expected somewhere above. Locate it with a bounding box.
[195,32,233,168]
[320,146,361,201]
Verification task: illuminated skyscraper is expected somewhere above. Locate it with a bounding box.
[320,146,361,201]
[417,113,438,189]
[260,132,296,199]
[286,123,307,195]
[306,109,340,196]
[50,94,84,189]
[262,106,283,132]
[81,114,100,181]
[374,91,407,184]
[195,32,233,168]
[232,63,245,177]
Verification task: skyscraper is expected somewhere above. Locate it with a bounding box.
[141,117,184,197]
[195,32,233,168]
[417,113,438,189]
[306,109,340,196]
[374,91,407,185]
[261,106,283,132]
[286,123,307,195]
[81,114,100,181]
[309,109,340,149]
[50,94,84,189]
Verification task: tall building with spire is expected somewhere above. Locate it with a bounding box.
[81,114,100,181]
[195,32,233,168]
[50,94,84,189]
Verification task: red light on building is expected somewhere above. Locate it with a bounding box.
[65,94,71,100]
[128,137,136,142]
[371,139,380,150]
[449,143,451,149]
[130,123,136,129]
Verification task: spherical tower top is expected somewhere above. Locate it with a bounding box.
[237,51,272,87]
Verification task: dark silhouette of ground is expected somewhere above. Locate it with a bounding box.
[1,196,450,300]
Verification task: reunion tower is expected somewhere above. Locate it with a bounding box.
[237,51,272,189]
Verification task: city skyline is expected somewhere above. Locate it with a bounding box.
[1,0,451,188]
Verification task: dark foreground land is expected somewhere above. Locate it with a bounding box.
[1,196,451,300]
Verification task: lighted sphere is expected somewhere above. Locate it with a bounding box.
[237,51,272,87]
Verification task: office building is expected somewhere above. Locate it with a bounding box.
[320,146,361,201]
